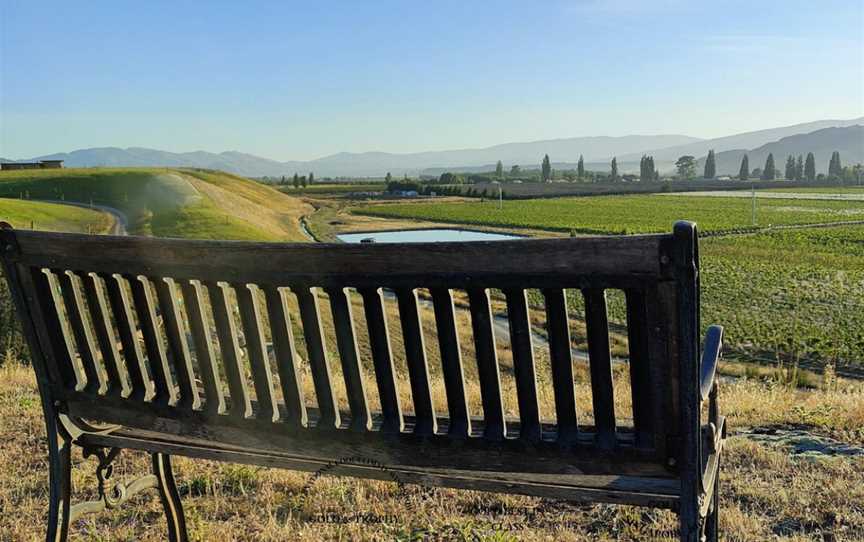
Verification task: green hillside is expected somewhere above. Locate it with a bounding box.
[0,167,311,241]
[0,198,113,233]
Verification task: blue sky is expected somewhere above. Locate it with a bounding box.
[1,0,862,160]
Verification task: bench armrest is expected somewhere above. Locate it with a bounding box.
[699,325,724,402]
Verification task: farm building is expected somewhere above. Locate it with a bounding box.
[1,159,64,171]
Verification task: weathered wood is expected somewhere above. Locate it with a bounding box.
[358,287,403,434]
[583,288,617,449]
[43,270,87,391]
[179,280,225,416]
[8,230,672,285]
[103,273,151,401]
[674,220,702,542]
[430,287,471,438]
[82,272,129,398]
[235,283,279,423]
[294,286,340,429]
[395,288,437,436]
[83,428,679,509]
[625,289,655,449]
[467,288,506,440]
[154,278,200,411]
[325,286,371,431]
[56,271,104,394]
[130,276,176,406]
[504,288,542,442]
[542,288,578,443]
[24,267,78,391]
[262,285,307,427]
[65,394,673,477]
[207,281,252,419]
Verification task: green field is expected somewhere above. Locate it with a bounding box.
[0,198,113,233]
[764,186,864,194]
[355,194,864,234]
[357,193,864,370]
[0,168,310,241]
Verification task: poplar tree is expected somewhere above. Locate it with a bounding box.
[495,160,504,179]
[541,154,552,182]
[577,155,585,179]
[761,153,775,180]
[738,155,749,180]
[611,157,619,181]
[795,155,804,181]
[804,152,816,181]
[828,151,842,178]
[292,173,300,188]
[704,150,716,179]
[785,155,796,180]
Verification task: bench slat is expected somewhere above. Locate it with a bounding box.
[21,266,76,391]
[262,285,307,428]
[82,272,129,398]
[542,288,578,443]
[57,271,104,395]
[64,394,672,477]
[467,288,506,440]
[583,288,616,449]
[625,289,656,449]
[207,281,252,419]
[358,287,403,434]
[395,288,437,436]
[504,288,542,442]
[180,280,225,416]
[154,278,200,411]
[8,231,671,283]
[130,276,176,406]
[104,274,151,401]
[294,286,340,429]
[235,283,279,423]
[326,286,371,431]
[430,287,471,439]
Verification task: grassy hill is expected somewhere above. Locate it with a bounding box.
[0,167,311,241]
[0,198,113,233]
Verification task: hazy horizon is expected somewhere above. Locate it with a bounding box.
[2,0,862,161]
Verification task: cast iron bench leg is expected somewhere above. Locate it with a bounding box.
[46,414,72,542]
[153,453,189,542]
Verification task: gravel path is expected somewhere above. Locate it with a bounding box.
[33,199,129,235]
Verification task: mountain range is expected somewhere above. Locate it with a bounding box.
[2,117,861,177]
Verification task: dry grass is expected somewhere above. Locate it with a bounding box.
[1,348,863,540]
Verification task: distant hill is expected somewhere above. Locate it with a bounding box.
[7,135,699,178]
[697,125,864,175]
[620,117,864,164]
[5,117,861,177]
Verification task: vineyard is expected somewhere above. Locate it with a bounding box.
[355,195,864,372]
[354,194,864,234]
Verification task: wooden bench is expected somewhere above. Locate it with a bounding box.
[0,220,725,541]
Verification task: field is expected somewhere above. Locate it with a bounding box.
[0,198,113,233]
[354,195,864,235]
[765,186,864,194]
[0,168,312,241]
[354,195,864,373]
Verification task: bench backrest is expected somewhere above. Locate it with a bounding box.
[0,221,701,481]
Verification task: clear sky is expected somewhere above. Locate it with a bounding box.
[1,0,862,160]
